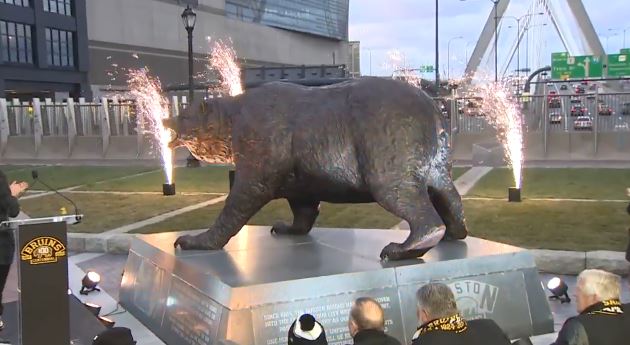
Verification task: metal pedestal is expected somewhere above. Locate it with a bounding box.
[120,226,553,345]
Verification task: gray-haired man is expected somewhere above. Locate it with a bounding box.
[411,282,510,345]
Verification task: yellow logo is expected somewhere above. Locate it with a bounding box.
[20,236,66,265]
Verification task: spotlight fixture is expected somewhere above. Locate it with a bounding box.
[80,271,101,295]
[98,316,116,329]
[83,302,102,317]
[508,187,521,202]
[547,277,571,303]
[163,183,176,196]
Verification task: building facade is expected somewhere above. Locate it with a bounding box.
[86,0,350,98]
[347,40,360,77]
[0,0,90,100]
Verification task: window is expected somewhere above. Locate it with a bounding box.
[45,28,74,67]
[0,21,33,64]
[225,0,349,40]
[43,0,72,16]
[0,0,30,7]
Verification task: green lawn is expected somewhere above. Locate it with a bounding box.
[19,193,210,233]
[132,200,402,234]
[452,167,468,181]
[468,168,630,200]
[80,166,232,193]
[4,166,156,189]
[464,199,628,251]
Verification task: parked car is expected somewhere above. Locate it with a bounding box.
[549,112,562,124]
[571,105,588,116]
[570,96,582,104]
[622,102,630,115]
[547,90,558,101]
[581,80,589,85]
[575,86,585,94]
[598,103,613,115]
[560,84,568,90]
[574,116,593,130]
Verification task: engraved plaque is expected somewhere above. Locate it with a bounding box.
[132,257,169,320]
[251,288,403,345]
[399,270,532,342]
[161,276,223,345]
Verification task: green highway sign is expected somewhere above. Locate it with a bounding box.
[419,65,434,73]
[551,52,603,79]
[551,52,570,79]
[607,54,630,77]
[621,48,630,54]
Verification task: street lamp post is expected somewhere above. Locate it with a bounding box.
[460,0,500,82]
[181,5,197,102]
[504,12,544,93]
[181,5,198,168]
[435,0,440,94]
[447,36,464,81]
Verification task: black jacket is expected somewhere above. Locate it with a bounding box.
[411,315,511,345]
[353,329,401,345]
[0,169,20,265]
[552,299,630,345]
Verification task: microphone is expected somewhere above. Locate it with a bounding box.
[31,170,82,224]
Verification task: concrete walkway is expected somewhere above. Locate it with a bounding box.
[391,166,493,230]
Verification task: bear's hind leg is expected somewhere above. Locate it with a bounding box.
[271,199,320,235]
[428,182,468,241]
[374,184,446,260]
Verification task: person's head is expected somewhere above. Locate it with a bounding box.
[288,314,327,345]
[92,327,136,345]
[348,297,385,337]
[576,269,621,313]
[416,283,459,324]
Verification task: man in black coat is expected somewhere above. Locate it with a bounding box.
[348,297,401,345]
[411,283,511,345]
[552,269,630,345]
[0,169,28,331]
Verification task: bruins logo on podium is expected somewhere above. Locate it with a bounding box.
[20,236,67,265]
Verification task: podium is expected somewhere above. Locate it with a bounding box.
[1,215,81,345]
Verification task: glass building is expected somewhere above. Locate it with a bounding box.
[225,0,349,41]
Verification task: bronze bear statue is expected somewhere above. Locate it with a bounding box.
[164,77,468,260]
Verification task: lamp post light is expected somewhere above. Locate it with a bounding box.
[504,12,544,94]
[447,36,464,81]
[435,0,440,94]
[181,5,200,169]
[460,0,500,82]
[181,5,197,102]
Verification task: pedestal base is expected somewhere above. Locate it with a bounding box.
[120,227,553,345]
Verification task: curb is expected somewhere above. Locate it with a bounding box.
[68,232,630,276]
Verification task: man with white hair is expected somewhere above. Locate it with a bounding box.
[552,269,630,345]
[411,282,511,345]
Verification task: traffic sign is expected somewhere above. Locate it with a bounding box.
[551,52,603,79]
[607,54,630,77]
[551,52,569,79]
[419,65,434,73]
[621,48,630,54]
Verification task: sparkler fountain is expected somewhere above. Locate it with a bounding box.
[127,69,176,195]
[477,81,524,202]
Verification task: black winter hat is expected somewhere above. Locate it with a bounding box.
[288,314,328,345]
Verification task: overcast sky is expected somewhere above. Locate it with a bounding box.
[348,0,630,78]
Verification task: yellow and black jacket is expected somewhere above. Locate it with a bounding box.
[553,299,630,345]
